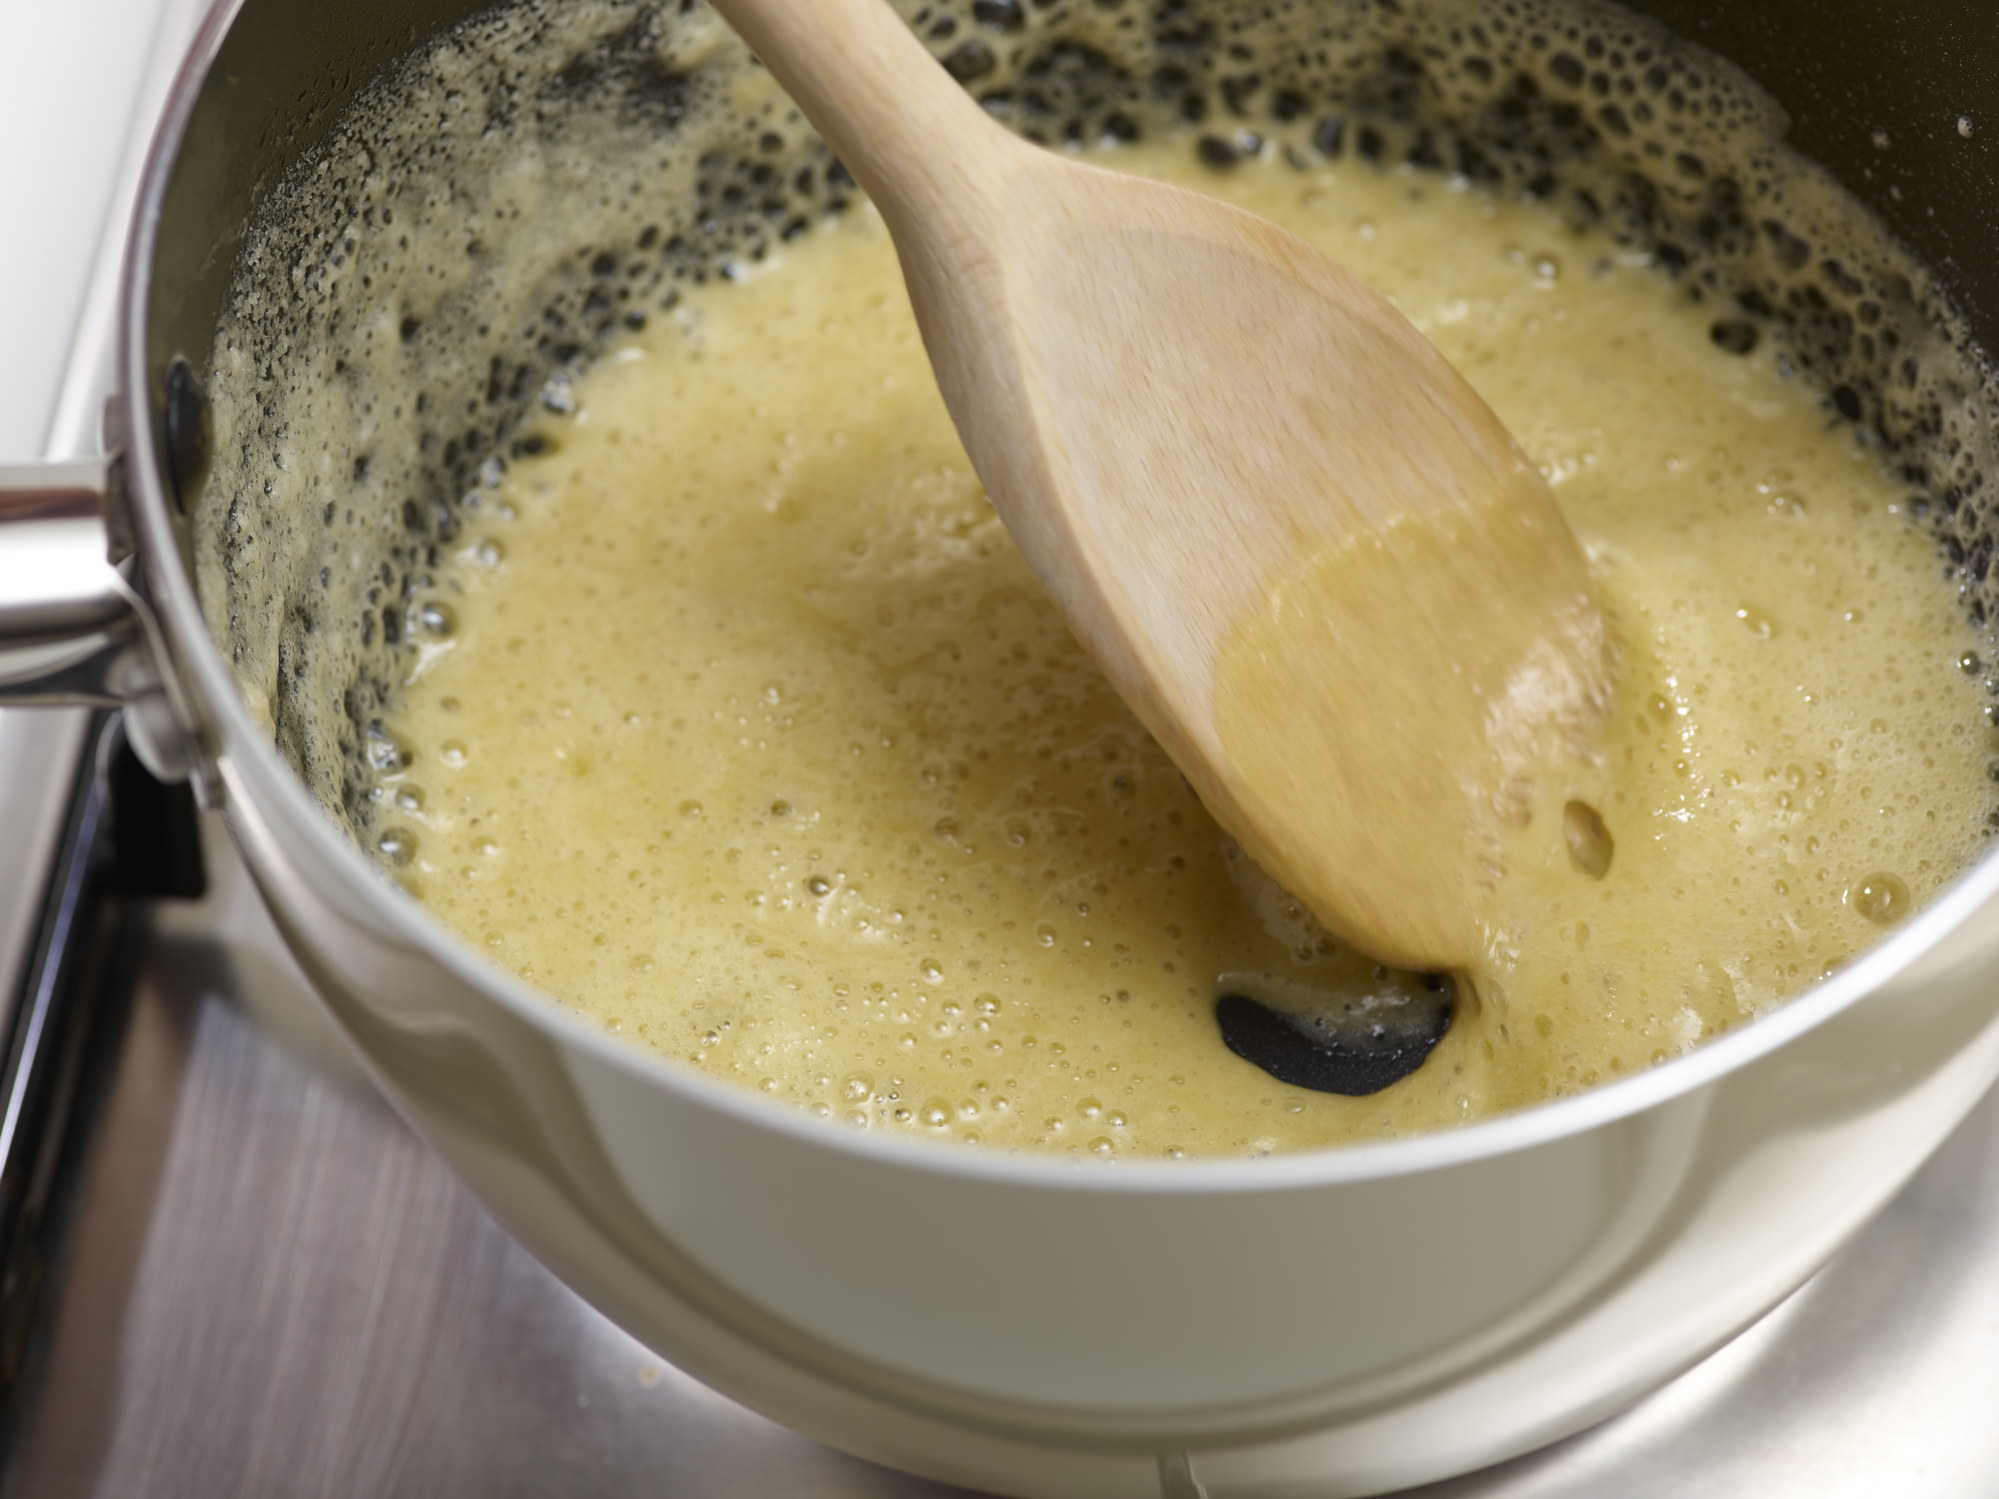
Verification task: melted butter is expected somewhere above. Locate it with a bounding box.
[381,142,1993,1154]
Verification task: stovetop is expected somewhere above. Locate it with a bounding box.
[3,4,1998,1495]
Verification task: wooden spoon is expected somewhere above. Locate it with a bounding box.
[707,0,1612,972]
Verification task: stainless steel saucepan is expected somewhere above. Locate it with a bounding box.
[2,0,1996,1494]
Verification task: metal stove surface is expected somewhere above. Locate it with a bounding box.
[4,4,1999,1496]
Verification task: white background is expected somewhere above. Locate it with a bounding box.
[0,0,182,461]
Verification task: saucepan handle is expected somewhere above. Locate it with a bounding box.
[0,455,198,784]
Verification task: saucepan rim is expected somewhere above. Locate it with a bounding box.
[118,0,1999,1196]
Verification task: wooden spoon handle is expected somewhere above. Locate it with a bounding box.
[706,0,1012,223]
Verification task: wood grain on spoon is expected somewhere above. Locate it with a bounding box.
[706,0,1613,972]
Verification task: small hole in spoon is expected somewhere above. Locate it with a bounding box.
[1564,799,1614,879]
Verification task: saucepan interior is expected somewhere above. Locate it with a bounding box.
[146,0,1999,1116]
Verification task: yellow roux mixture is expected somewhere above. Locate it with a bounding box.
[383,141,1993,1156]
